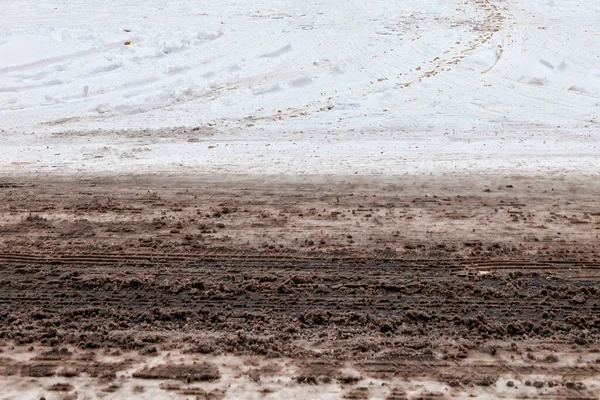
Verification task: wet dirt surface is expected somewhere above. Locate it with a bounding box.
[0,175,599,398]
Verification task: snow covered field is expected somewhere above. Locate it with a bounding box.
[1,0,599,176]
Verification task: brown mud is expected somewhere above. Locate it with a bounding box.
[0,175,599,398]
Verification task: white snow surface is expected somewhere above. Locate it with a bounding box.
[1,0,599,176]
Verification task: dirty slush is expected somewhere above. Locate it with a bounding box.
[0,176,599,399]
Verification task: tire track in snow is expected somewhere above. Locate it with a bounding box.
[395,0,508,87]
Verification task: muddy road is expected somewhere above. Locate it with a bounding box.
[0,175,599,399]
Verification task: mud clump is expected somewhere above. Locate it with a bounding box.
[337,374,362,385]
[101,383,122,393]
[179,388,225,399]
[139,346,159,356]
[57,368,80,378]
[20,364,57,377]
[294,360,342,385]
[247,368,261,383]
[34,347,72,361]
[47,382,74,392]
[77,361,130,378]
[295,375,318,385]
[344,387,369,399]
[566,381,586,390]
[473,374,497,387]
[133,363,220,382]
[545,354,559,363]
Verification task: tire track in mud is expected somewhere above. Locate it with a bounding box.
[1,178,599,346]
[1,252,600,274]
[1,257,599,349]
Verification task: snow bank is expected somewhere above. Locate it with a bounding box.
[0,0,598,176]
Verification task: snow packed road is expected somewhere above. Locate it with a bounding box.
[0,0,599,176]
